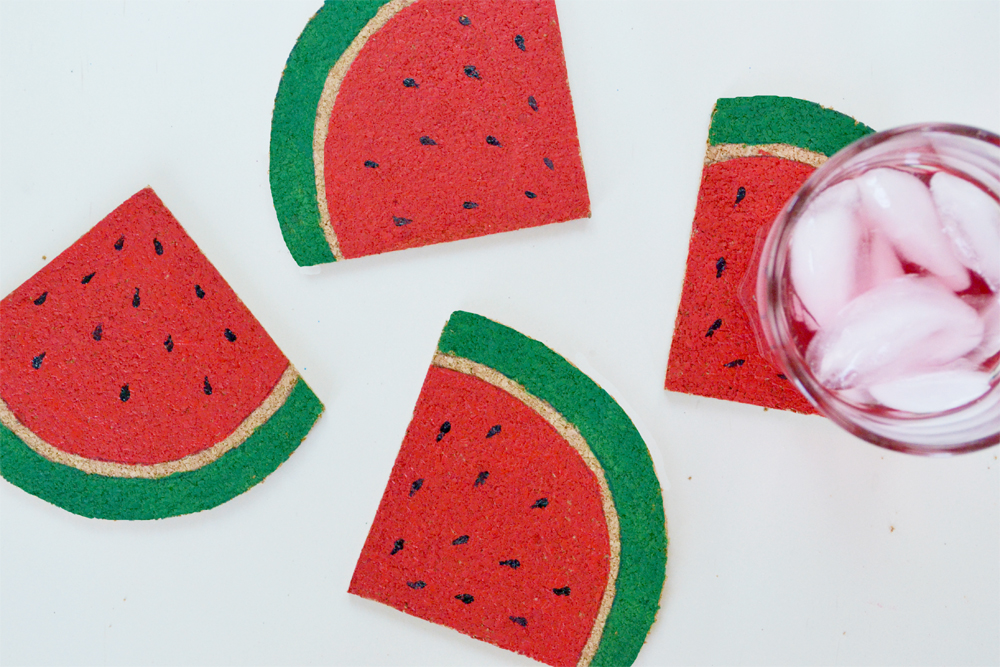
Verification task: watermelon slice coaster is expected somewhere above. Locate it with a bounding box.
[270,0,590,265]
[665,96,874,413]
[0,188,325,520]
[350,311,667,667]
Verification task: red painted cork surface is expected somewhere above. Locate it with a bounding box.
[0,189,288,465]
[324,0,590,259]
[350,365,610,667]
[666,157,818,413]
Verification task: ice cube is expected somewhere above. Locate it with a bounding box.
[856,228,905,294]
[812,178,862,211]
[856,168,970,291]
[868,368,992,414]
[930,171,1000,291]
[834,386,876,407]
[966,294,1000,366]
[790,181,864,328]
[806,275,984,389]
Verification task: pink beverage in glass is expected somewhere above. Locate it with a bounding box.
[758,124,1000,454]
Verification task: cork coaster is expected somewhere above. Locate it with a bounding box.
[349,311,666,667]
[665,96,874,413]
[0,188,325,520]
[270,0,590,265]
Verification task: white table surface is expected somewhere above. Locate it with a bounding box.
[1,1,998,665]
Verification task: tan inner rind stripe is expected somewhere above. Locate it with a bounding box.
[705,142,829,168]
[0,364,299,479]
[432,353,620,667]
[313,0,418,261]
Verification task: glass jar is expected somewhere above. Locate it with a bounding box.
[757,124,999,455]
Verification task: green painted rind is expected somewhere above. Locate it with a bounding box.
[269,0,389,266]
[709,96,875,157]
[0,380,324,520]
[437,311,667,667]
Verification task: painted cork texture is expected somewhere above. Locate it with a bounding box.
[665,96,874,413]
[0,188,325,520]
[350,311,666,667]
[269,0,590,265]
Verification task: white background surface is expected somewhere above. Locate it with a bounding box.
[1,1,998,665]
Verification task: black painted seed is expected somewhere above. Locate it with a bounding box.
[93,324,103,341]
[224,328,237,342]
[114,236,125,251]
[705,319,722,337]
[452,535,470,545]
[532,498,549,509]
[544,157,554,170]
[499,559,521,569]
[410,479,424,497]
[458,15,471,25]
[420,136,437,146]
[436,421,451,442]
[553,586,571,596]
[735,186,747,206]
[716,257,726,278]
[486,424,501,438]
[464,65,480,79]
[407,580,427,589]
[514,34,526,51]
[777,373,788,380]
[528,96,538,112]
[33,292,47,306]
[725,359,745,368]
[203,376,213,395]
[164,335,174,352]
[463,201,479,210]
[132,288,140,308]
[81,272,96,285]
[390,539,405,555]
[31,352,45,369]
[486,135,501,146]
[525,191,537,199]
[403,77,419,88]
[393,216,412,227]
[120,384,130,402]
[154,238,164,255]
[474,471,489,487]
[455,594,475,604]
[510,616,527,627]
[195,285,206,299]
[364,160,379,168]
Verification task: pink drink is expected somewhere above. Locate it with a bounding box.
[758,125,999,454]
